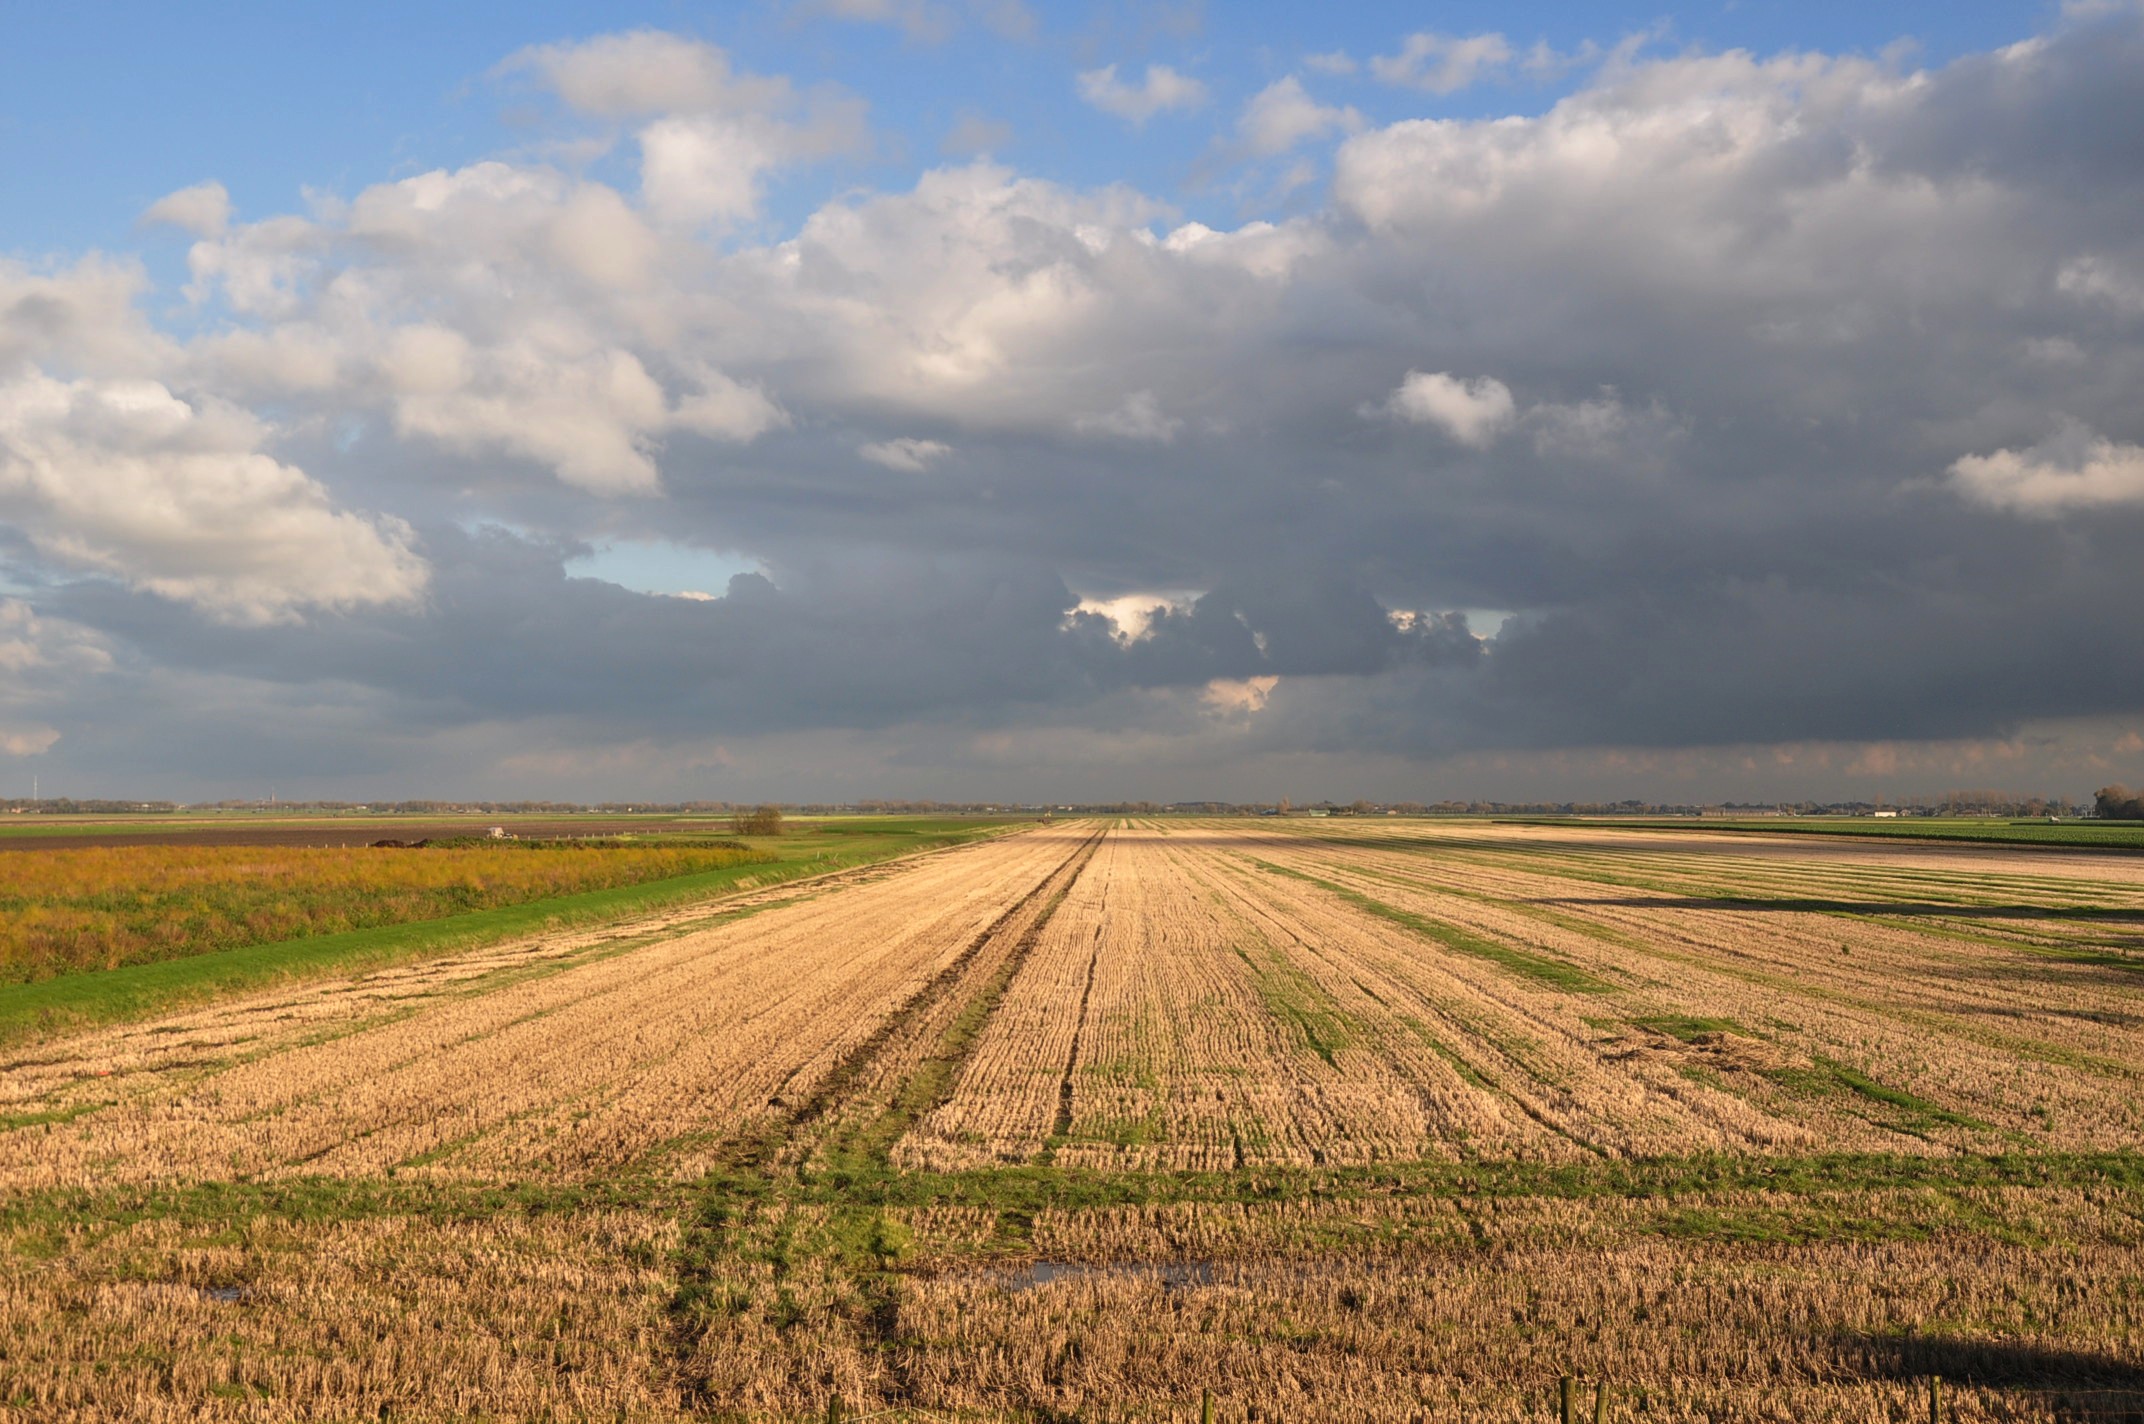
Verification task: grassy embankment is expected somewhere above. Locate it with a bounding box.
[0,817,1023,1047]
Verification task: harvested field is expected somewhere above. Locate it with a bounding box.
[900,822,2144,1167]
[3,817,2141,1420]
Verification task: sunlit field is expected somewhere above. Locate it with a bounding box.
[4,819,2141,1421]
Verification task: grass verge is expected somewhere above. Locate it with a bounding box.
[0,818,1025,1049]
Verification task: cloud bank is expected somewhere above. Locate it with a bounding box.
[5,12,2144,799]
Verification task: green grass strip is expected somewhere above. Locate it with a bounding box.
[0,831,1007,1050]
[1765,1056,1990,1131]
[1632,1014,1744,1042]
[1234,944,1356,1065]
[7,1151,2137,1244]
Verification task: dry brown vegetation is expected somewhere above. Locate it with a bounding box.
[0,840,767,982]
[3,818,2141,1420]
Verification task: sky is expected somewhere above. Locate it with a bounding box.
[4,0,2143,805]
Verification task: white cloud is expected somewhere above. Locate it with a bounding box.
[1204,674,1278,715]
[0,256,169,376]
[859,437,952,470]
[1948,426,2144,514]
[1370,371,1516,448]
[380,328,781,494]
[1077,64,1208,123]
[1076,389,1182,442]
[1369,32,1515,94]
[1331,46,1946,253]
[672,367,788,442]
[0,725,59,757]
[638,115,785,228]
[1237,76,1363,156]
[1156,218,1325,280]
[0,599,109,757]
[503,31,791,117]
[1068,592,1191,641]
[0,373,428,623]
[502,31,866,231]
[1303,51,1357,77]
[142,181,231,237]
[0,599,108,679]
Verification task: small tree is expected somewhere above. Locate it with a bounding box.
[729,804,784,836]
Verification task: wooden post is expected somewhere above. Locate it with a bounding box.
[1201,1388,1214,1424]
[1560,1374,1576,1424]
[825,1395,842,1424]
[1929,1375,1941,1424]
[1593,1379,1609,1424]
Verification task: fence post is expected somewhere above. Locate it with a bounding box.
[1593,1379,1609,1424]
[1201,1387,1214,1424]
[1560,1374,1576,1424]
[824,1395,842,1424]
[1929,1375,1941,1424]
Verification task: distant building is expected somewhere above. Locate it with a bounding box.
[1870,809,1898,818]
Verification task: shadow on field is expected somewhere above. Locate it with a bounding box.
[1824,1334,2144,1422]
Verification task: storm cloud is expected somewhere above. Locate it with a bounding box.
[5,9,2144,800]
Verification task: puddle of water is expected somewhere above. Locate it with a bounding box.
[202,1285,247,1303]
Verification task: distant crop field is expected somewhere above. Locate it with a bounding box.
[1525,814,2144,850]
[0,840,769,983]
[4,819,2141,1421]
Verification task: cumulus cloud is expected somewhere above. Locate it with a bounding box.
[1369,32,1515,93]
[638,115,785,227]
[1236,76,1362,155]
[12,13,2144,797]
[1948,426,2144,513]
[859,436,952,470]
[0,374,427,623]
[0,256,169,375]
[505,31,865,229]
[1077,64,1207,123]
[142,181,232,237]
[1370,371,1516,447]
[380,328,782,494]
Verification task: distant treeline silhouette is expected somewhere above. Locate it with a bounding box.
[2094,785,2144,820]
